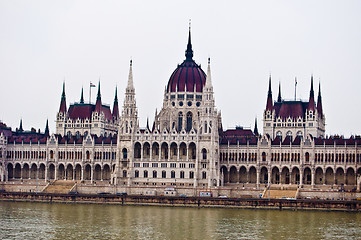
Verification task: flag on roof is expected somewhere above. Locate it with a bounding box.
[90,82,96,87]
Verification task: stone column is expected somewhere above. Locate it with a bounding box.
[45,166,48,182]
[91,165,94,184]
[256,169,260,187]
[177,146,180,161]
[299,169,303,186]
[311,168,315,188]
[81,166,84,181]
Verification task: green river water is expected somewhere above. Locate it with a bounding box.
[0,201,360,240]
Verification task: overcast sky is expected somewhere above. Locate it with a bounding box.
[0,0,361,136]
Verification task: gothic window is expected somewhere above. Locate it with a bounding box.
[122,148,127,159]
[205,122,207,133]
[305,152,310,162]
[202,171,206,179]
[162,171,166,178]
[171,171,175,178]
[144,170,148,178]
[178,112,183,132]
[123,170,127,178]
[180,171,185,178]
[189,171,194,179]
[134,170,139,178]
[153,171,157,178]
[276,131,282,139]
[186,112,192,132]
[202,148,207,160]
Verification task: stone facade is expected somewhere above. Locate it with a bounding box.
[0,30,360,193]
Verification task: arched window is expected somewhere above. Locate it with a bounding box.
[162,171,166,178]
[202,148,207,160]
[180,171,185,178]
[305,152,310,162]
[50,150,54,159]
[178,112,183,131]
[134,170,139,178]
[123,170,127,178]
[202,171,206,179]
[171,171,175,178]
[144,170,148,178]
[153,170,157,178]
[186,112,192,132]
[122,148,127,159]
[262,152,266,161]
[205,122,207,133]
[189,171,194,179]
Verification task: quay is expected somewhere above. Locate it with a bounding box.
[1,190,360,212]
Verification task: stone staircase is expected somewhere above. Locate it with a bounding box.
[42,180,76,194]
[262,189,297,199]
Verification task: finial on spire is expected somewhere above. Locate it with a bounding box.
[310,75,314,97]
[19,119,23,132]
[254,117,259,136]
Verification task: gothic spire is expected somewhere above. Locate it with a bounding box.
[254,118,259,136]
[127,60,134,90]
[80,87,84,104]
[317,82,323,118]
[205,57,212,88]
[112,86,119,120]
[19,119,23,132]
[308,75,315,111]
[277,82,282,102]
[266,75,273,111]
[95,81,102,112]
[185,22,193,61]
[45,119,49,136]
[59,82,67,113]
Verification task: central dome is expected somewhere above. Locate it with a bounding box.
[166,30,206,93]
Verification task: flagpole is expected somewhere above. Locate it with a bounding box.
[89,81,91,104]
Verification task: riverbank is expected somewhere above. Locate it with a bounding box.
[1,191,360,212]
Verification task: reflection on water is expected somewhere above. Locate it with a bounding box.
[0,201,360,240]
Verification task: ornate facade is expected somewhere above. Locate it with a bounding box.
[0,30,360,192]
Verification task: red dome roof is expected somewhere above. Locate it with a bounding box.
[166,30,206,93]
[167,60,206,93]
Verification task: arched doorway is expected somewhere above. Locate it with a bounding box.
[248,166,257,183]
[281,167,290,184]
[272,167,280,184]
[336,168,344,185]
[291,167,300,184]
[239,166,247,183]
[103,164,111,181]
[325,167,334,185]
[48,164,55,180]
[229,166,238,183]
[315,167,323,185]
[260,167,268,184]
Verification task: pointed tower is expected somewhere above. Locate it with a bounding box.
[45,119,49,136]
[266,76,273,111]
[80,87,84,104]
[263,75,274,138]
[56,82,67,135]
[59,82,67,113]
[112,87,119,121]
[277,82,282,102]
[317,82,323,118]
[254,118,259,136]
[307,76,315,111]
[19,119,23,132]
[95,82,102,113]
[120,60,138,135]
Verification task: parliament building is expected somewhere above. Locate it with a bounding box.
[1,30,360,194]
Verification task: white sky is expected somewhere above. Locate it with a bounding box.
[0,0,360,136]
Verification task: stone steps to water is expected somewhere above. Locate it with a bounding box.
[42,180,76,194]
[262,189,297,199]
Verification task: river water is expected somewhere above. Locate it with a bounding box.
[0,201,360,240]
